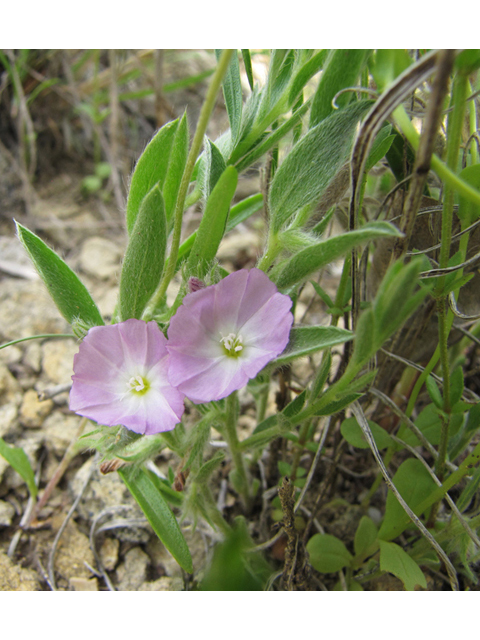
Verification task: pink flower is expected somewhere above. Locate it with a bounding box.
[167,268,293,403]
[70,319,185,435]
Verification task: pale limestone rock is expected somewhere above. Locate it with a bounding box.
[78,236,122,280]
[19,388,54,428]
[116,546,149,590]
[41,340,78,385]
[41,413,79,457]
[0,402,18,438]
[69,577,99,591]
[52,517,96,583]
[139,576,184,591]
[99,536,120,572]
[0,499,15,526]
[0,550,39,590]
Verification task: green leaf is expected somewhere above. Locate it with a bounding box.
[0,437,37,499]
[373,258,428,346]
[315,393,363,417]
[365,125,395,172]
[186,166,238,278]
[15,222,104,328]
[163,111,189,229]
[201,138,227,200]
[270,100,373,233]
[175,193,263,270]
[272,221,402,291]
[370,49,413,91]
[457,464,480,512]
[306,533,353,573]
[193,451,225,484]
[378,458,438,541]
[426,375,443,409]
[241,49,254,91]
[216,49,243,145]
[288,50,327,107]
[119,465,193,573]
[379,540,427,591]
[309,49,371,127]
[258,50,295,121]
[126,118,179,234]
[341,417,394,450]
[119,185,167,320]
[354,516,378,559]
[272,326,353,366]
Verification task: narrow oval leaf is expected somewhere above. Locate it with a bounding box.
[354,516,378,559]
[202,138,227,200]
[270,100,373,233]
[187,166,238,278]
[272,325,353,366]
[309,49,371,127]
[216,49,243,145]
[378,458,438,541]
[271,221,402,291]
[119,185,167,320]
[306,533,353,573]
[119,465,193,573]
[163,112,189,229]
[0,437,37,499]
[126,118,179,234]
[16,222,104,328]
[379,540,427,591]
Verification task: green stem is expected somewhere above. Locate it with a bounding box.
[434,71,468,480]
[393,104,480,209]
[0,334,75,350]
[224,392,251,507]
[142,49,234,320]
[198,484,231,536]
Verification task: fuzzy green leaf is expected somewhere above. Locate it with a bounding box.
[272,325,353,366]
[16,222,103,328]
[119,465,193,573]
[309,49,371,127]
[270,100,373,233]
[163,112,189,229]
[216,49,243,145]
[119,185,167,320]
[126,118,179,234]
[187,166,238,278]
[272,221,402,291]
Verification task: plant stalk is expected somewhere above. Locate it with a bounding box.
[143,49,234,320]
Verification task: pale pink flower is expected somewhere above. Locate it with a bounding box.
[70,319,184,435]
[167,268,293,403]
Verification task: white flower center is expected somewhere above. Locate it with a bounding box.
[126,374,149,395]
[220,332,244,358]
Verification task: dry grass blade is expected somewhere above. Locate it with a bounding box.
[351,401,459,591]
[348,49,439,326]
[393,50,456,260]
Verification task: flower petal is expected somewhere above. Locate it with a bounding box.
[70,319,184,434]
[167,268,293,403]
